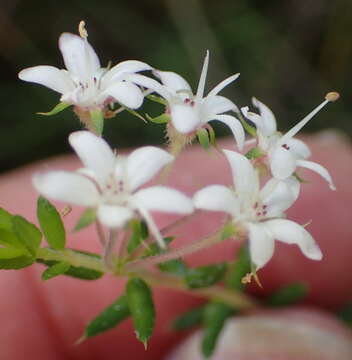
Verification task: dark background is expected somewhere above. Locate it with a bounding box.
[1,0,351,172]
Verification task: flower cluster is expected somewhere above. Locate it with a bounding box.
[19,21,338,276]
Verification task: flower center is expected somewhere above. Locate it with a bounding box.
[102,173,129,206]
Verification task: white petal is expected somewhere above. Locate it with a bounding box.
[252,97,277,136]
[154,70,192,93]
[212,115,245,150]
[69,131,116,185]
[18,66,74,94]
[132,186,194,214]
[265,219,323,260]
[127,147,174,191]
[223,150,259,204]
[286,138,311,159]
[97,204,134,228]
[193,185,239,216]
[126,74,171,100]
[241,106,263,130]
[105,60,152,82]
[195,50,209,103]
[247,222,275,269]
[296,159,336,190]
[202,95,239,115]
[59,33,100,81]
[33,171,99,206]
[207,73,240,98]
[103,81,144,109]
[171,104,200,133]
[270,146,297,179]
[260,177,300,217]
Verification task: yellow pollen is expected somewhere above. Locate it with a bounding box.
[325,91,340,102]
[78,20,88,39]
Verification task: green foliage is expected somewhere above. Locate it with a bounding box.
[37,197,66,250]
[146,94,167,106]
[143,236,174,257]
[90,109,104,135]
[74,208,97,232]
[82,295,130,340]
[126,278,155,346]
[265,283,308,307]
[146,113,170,124]
[42,261,70,280]
[127,220,148,254]
[158,259,188,276]
[37,102,70,116]
[239,116,257,137]
[0,208,13,231]
[220,222,237,241]
[12,215,41,257]
[172,305,205,331]
[0,254,35,269]
[201,302,234,358]
[185,263,227,289]
[245,147,264,160]
[197,128,210,150]
[225,246,251,291]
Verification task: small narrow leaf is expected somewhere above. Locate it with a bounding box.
[0,208,13,231]
[146,94,167,105]
[126,278,155,346]
[197,128,210,150]
[127,220,148,254]
[201,302,234,358]
[185,263,227,289]
[245,147,264,160]
[265,283,308,307]
[73,208,96,232]
[158,259,188,276]
[90,109,104,135]
[146,113,170,124]
[143,237,174,257]
[208,125,216,146]
[172,305,205,331]
[125,108,147,123]
[37,102,70,116]
[42,261,70,280]
[239,116,257,137]
[12,216,41,257]
[0,247,27,259]
[37,197,66,250]
[0,255,34,269]
[225,246,251,291]
[81,295,130,340]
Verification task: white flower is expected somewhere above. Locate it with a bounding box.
[33,131,194,248]
[193,150,322,269]
[241,94,338,190]
[147,51,245,150]
[18,22,152,111]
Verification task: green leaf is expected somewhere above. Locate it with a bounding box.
[37,102,70,116]
[0,247,27,259]
[172,305,205,331]
[73,208,96,232]
[146,94,167,105]
[265,283,308,307]
[90,109,104,135]
[208,125,216,146]
[239,115,257,137]
[127,220,148,254]
[185,263,227,289]
[225,246,251,291]
[42,261,70,280]
[197,128,210,150]
[126,108,147,123]
[245,147,264,160]
[143,236,174,257]
[337,303,352,327]
[37,197,66,250]
[81,295,130,341]
[201,302,234,358]
[126,278,155,347]
[158,259,188,276]
[0,255,34,269]
[0,208,13,231]
[146,113,170,124]
[12,216,41,257]
[0,229,28,250]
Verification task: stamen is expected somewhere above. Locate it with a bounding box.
[325,91,340,102]
[282,144,290,150]
[78,21,88,39]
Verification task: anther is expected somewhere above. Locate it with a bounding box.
[325,92,340,102]
[282,144,290,150]
[78,20,88,39]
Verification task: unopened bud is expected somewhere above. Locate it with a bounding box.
[325,92,340,102]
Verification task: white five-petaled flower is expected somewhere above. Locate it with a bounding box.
[241,94,338,190]
[33,131,194,248]
[149,51,245,150]
[194,150,323,269]
[18,22,152,111]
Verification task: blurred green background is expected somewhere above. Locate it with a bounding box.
[0,0,351,172]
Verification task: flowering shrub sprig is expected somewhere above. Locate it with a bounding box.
[0,20,338,357]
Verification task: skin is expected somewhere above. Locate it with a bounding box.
[0,132,351,359]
